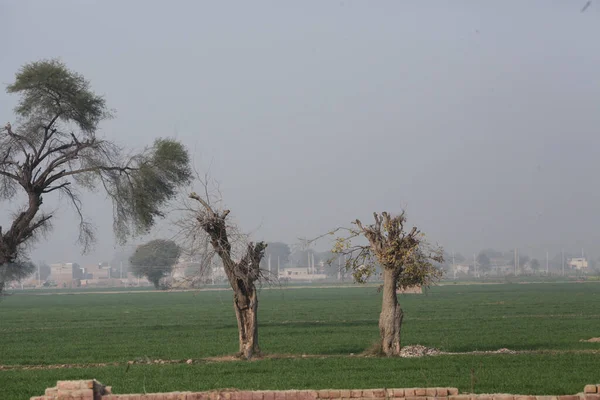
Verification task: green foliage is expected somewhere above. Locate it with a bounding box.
[2,283,600,365]
[476,252,491,271]
[0,59,191,284]
[0,261,35,292]
[265,242,291,264]
[6,59,110,134]
[129,239,181,289]
[3,353,600,398]
[1,283,600,398]
[110,138,192,242]
[331,212,444,289]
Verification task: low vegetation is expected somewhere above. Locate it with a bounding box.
[0,283,599,398]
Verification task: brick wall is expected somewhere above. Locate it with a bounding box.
[30,380,600,400]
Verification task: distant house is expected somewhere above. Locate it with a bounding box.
[568,258,588,270]
[279,267,327,281]
[453,264,470,275]
[83,263,110,280]
[49,262,82,287]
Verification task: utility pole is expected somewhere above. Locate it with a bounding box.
[473,254,477,278]
[268,253,271,274]
[452,251,456,280]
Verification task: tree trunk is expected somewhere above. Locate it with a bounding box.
[232,280,260,359]
[379,268,403,356]
[0,252,11,295]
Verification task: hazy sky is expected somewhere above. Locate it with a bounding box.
[1,1,600,266]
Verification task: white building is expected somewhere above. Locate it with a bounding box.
[279,267,327,281]
[568,257,588,270]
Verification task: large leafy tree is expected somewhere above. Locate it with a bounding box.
[324,211,443,356]
[129,239,181,289]
[0,59,191,293]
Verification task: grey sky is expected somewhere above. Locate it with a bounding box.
[1,0,600,266]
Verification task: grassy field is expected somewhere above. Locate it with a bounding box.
[1,283,599,398]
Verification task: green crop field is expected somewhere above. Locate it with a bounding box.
[1,283,599,399]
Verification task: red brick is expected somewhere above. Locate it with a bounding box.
[340,391,352,399]
[241,392,254,400]
[329,391,341,399]
[253,392,265,400]
[558,397,579,400]
[229,392,242,400]
[407,397,423,400]
[264,393,276,400]
[478,397,493,400]
[318,392,330,399]
[350,391,362,399]
[585,396,600,400]
[585,387,598,394]
[58,381,81,391]
[405,390,416,397]
[435,390,448,397]
[286,391,300,400]
[449,396,471,400]
[416,390,427,397]
[448,390,459,397]
[493,397,514,400]
[426,390,437,397]
[392,390,405,398]
[363,391,376,398]
[275,392,287,400]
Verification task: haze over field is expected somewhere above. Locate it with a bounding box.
[1,1,600,265]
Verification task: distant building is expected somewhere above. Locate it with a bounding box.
[568,258,588,270]
[49,263,82,287]
[83,263,111,280]
[452,264,470,275]
[279,267,327,281]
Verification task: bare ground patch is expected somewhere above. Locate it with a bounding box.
[3,348,600,371]
[580,337,600,343]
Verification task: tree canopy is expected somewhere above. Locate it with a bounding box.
[0,59,191,292]
[129,239,181,288]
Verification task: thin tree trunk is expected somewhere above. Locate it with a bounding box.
[232,280,260,359]
[379,268,403,356]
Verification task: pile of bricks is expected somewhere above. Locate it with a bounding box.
[30,381,600,400]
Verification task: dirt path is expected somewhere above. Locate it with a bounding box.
[2,348,599,371]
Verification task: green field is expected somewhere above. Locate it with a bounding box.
[1,283,599,399]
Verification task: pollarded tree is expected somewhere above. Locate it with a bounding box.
[129,239,181,289]
[0,59,191,293]
[325,211,443,357]
[177,178,267,359]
